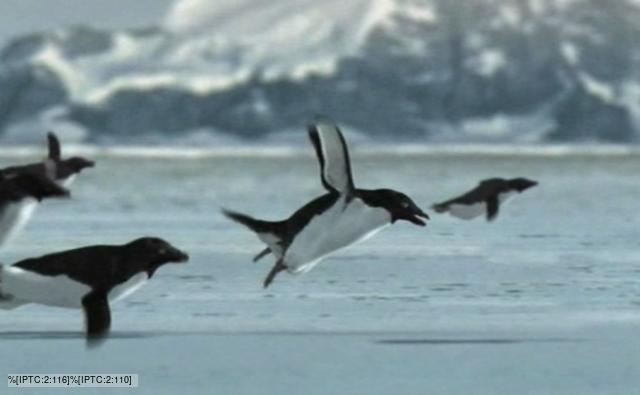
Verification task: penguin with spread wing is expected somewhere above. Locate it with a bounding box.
[224,119,429,288]
[0,132,93,246]
[0,132,94,187]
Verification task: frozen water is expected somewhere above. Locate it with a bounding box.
[0,149,639,394]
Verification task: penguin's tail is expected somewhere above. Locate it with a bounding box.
[222,209,285,256]
[431,203,449,213]
[222,210,283,234]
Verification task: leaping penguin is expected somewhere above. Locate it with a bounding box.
[0,132,94,186]
[224,119,429,288]
[432,178,538,221]
[0,132,94,246]
[0,237,189,346]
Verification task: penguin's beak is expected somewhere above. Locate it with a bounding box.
[168,247,190,263]
[404,203,430,226]
[520,180,538,192]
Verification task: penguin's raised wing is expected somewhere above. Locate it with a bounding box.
[308,121,355,196]
[47,132,61,161]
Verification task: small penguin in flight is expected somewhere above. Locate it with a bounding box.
[224,119,429,288]
[0,132,94,186]
[432,178,538,221]
[0,132,94,245]
[0,237,189,346]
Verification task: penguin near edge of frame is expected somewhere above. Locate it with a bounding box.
[0,132,94,187]
[0,237,189,347]
[0,132,94,246]
[0,171,70,246]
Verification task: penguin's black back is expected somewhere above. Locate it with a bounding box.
[281,188,401,246]
[281,192,340,247]
[1,162,77,181]
[439,178,508,206]
[0,172,68,203]
[13,246,140,291]
[0,163,45,179]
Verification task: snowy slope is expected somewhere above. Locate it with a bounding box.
[166,0,394,81]
[6,0,395,105]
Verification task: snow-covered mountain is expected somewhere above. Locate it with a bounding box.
[0,0,639,144]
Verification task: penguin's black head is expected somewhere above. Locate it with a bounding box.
[369,189,430,226]
[127,237,190,272]
[508,178,538,192]
[62,157,95,174]
[10,173,70,201]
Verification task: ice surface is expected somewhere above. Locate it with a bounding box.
[0,151,638,394]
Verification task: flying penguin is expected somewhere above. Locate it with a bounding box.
[0,132,94,246]
[432,178,538,221]
[0,237,189,346]
[223,119,429,288]
[0,132,94,186]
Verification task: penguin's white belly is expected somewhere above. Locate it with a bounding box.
[257,232,283,259]
[448,191,517,220]
[284,198,391,274]
[448,202,486,220]
[0,266,90,308]
[0,199,38,246]
[60,175,76,188]
[498,191,516,204]
[108,272,148,302]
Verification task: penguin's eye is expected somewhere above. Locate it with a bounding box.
[158,248,167,255]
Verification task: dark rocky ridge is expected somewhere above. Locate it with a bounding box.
[0,0,638,143]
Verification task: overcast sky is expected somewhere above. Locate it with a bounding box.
[0,0,175,43]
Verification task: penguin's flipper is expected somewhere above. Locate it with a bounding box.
[308,119,355,196]
[47,132,61,161]
[486,196,499,222]
[82,290,111,347]
[9,172,70,202]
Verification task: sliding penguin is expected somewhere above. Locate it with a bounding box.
[432,178,537,221]
[0,132,94,186]
[0,237,189,346]
[0,132,94,246]
[224,119,429,288]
